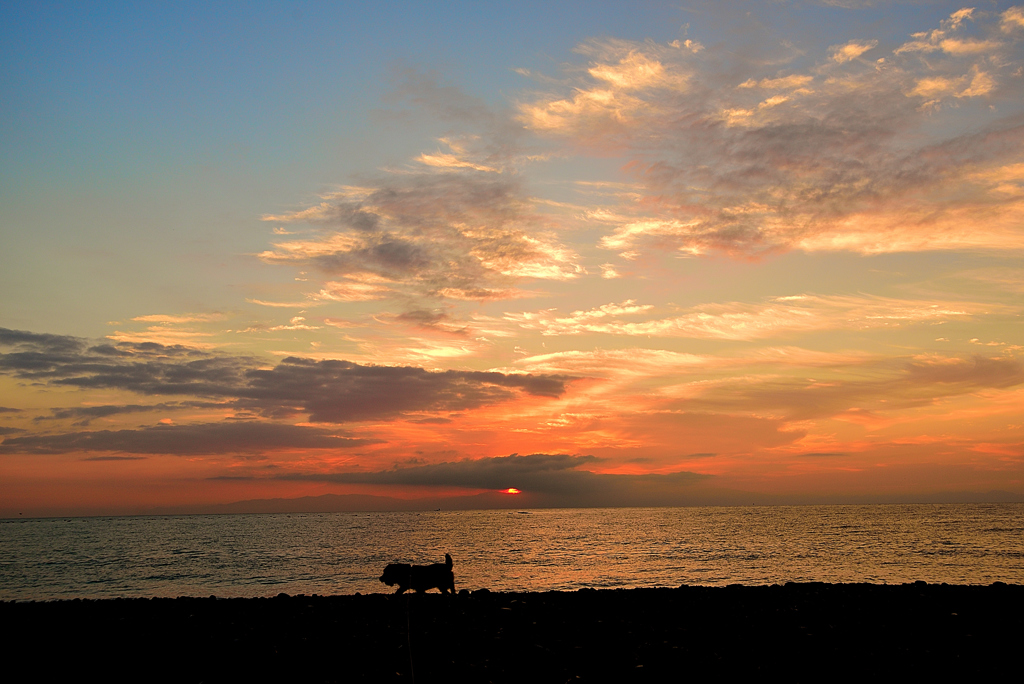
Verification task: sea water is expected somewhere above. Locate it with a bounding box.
[2,504,1022,600]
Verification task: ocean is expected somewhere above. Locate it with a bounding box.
[2,504,1022,601]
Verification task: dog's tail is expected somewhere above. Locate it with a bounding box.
[445,553,453,569]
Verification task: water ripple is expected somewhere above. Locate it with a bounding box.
[1,504,1022,600]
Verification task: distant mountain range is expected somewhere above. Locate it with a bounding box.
[146,491,532,515]
[142,489,1024,516]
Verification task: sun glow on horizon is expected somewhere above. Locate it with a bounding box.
[502,488,522,495]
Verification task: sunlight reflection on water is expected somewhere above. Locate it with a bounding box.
[2,504,1021,600]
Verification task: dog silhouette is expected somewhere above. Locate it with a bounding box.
[379,553,455,594]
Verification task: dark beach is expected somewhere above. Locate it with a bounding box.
[5,583,1020,682]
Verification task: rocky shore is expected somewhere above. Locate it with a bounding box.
[5,583,1020,682]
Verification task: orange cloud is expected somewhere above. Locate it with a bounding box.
[259,174,582,303]
[505,294,1003,340]
[518,9,1024,260]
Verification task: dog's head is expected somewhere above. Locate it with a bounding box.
[379,563,411,587]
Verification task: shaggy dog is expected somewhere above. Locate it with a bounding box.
[379,553,455,594]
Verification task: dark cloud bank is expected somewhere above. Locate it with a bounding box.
[279,453,713,508]
[152,452,1024,514]
[0,328,572,455]
[0,422,377,456]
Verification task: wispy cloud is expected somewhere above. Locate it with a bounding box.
[829,40,878,63]
[34,402,213,426]
[0,422,377,455]
[513,346,876,377]
[518,9,1024,259]
[131,313,226,324]
[384,309,468,335]
[678,353,1024,421]
[246,298,321,308]
[505,294,1002,339]
[105,327,218,348]
[267,317,321,332]
[415,137,503,173]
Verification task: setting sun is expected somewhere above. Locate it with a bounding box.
[503,488,522,495]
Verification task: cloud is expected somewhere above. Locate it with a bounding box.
[35,402,210,425]
[0,328,84,354]
[505,294,1000,340]
[951,266,1024,293]
[902,353,1024,387]
[0,422,377,455]
[795,452,847,458]
[0,328,574,425]
[829,40,878,63]
[260,177,583,302]
[515,348,712,376]
[268,316,320,331]
[131,313,226,324]
[280,452,711,505]
[260,73,585,312]
[503,345,1024,445]
[1004,6,1024,32]
[415,137,501,173]
[246,298,321,308]
[81,455,147,461]
[738,74,815,90]
[504,300,655,336]
[388,309,468,335]
[519,11,1024,258]
[513,346,874,377]
[288,453,599,490]
[104,326,219,348]
[681,354,1024,421]
[519,39,697,148]
[311,277,393,302]
[242,357,571,422]
[511,342,1024,429]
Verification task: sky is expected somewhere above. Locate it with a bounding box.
[2,1,1023,517]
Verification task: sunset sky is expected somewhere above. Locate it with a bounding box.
[2,1,1023,517]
